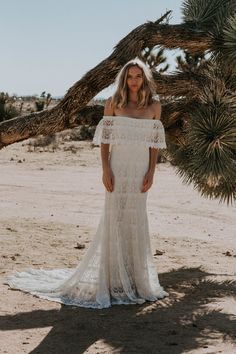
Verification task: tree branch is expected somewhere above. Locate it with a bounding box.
[0,11,213,149]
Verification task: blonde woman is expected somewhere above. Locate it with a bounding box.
[5,58,168,309]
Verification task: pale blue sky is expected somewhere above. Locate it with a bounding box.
[1,0,183,98]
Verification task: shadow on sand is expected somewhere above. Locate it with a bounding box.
[1,266,236,354]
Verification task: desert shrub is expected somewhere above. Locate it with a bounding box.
[70,125,96,141]
[27,133,58,152]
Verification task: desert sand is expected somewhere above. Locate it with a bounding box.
[0,139,235,354]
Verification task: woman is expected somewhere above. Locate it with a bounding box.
[4,58,169,309]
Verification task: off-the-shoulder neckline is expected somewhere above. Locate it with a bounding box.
[103,115,160,122]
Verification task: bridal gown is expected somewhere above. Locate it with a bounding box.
[4,115,169,309]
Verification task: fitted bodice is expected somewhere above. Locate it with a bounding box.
[92,116,167,149]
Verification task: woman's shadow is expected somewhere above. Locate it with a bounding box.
[1,266,236,354]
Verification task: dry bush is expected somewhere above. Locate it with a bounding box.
[27,133,59,152]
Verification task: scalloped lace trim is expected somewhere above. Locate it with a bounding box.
[92,116,167,149]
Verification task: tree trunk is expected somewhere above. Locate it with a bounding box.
[0,12,213,149]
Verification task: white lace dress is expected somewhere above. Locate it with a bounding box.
[4,115,169,309]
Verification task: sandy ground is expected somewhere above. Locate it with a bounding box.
[0,139,235,354]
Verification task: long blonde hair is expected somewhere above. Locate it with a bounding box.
[110,58,157,110]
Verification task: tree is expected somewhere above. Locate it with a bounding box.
[0,1,236,204]
[35,91,52,112]
[0,92,20,122]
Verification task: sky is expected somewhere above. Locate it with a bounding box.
[1,0,183,99]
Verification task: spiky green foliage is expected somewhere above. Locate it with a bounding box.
[176,51,205,73]
[182,0,236,31]
[141,47,169,73]
[223,14,236,62]
[166,61,236,204]
[182,0,236,67]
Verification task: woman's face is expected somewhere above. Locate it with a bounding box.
[126,65,143,93]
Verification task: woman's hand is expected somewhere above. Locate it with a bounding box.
[102,166,115,192]
[141,170,154,193]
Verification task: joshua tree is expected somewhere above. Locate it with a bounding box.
[35,91,52,111]
[0,92,20,122]
[0,0,236,204]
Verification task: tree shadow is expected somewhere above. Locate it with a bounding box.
[1,267,236,354]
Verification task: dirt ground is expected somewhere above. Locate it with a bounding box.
[0,140,235,354]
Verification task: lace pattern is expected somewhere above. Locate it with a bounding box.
[92,116,167,149]
[4,115,169,309]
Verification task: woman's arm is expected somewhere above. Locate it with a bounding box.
[148,148,159,174]
[142,101,161,193]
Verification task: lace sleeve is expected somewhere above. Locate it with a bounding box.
[92,117,114,145]
[149,120,167,149]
